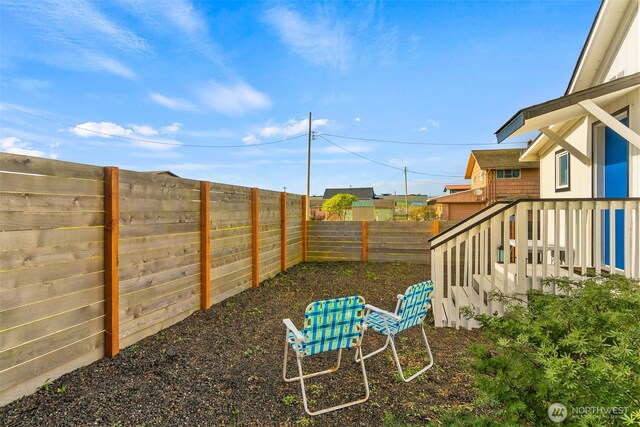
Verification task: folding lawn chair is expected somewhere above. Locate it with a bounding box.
[357,280,434,382]
[282,295,369,416]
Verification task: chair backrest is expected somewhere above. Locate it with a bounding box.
[396,280,434,333]
[303,295,366,356]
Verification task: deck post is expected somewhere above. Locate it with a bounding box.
[252,188,260,287]
[104,166,119,357]
[281,192,287,272]
[200,181,211,309]
[361,221,368,262]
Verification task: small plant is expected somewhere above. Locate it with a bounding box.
[56,385,68,393]
[126,344,138,353]
[342,269,355,276]
[282,395,298,405]
[308,383,324,398]
[225,301,236,308]
[295,416,313,426]
[242,345,265,356]
[366,271,379,281]
[39,378,52,391]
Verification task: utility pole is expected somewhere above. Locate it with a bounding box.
[306,112,312,220]
[404,166,409,221]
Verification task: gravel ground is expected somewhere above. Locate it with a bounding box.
[1,262,484,426]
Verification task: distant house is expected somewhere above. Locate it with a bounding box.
[429,149,540,221]
[443,184,471,194]
[464,149,540,204]
[323,187,375,200]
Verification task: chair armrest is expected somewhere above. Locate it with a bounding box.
[365,304,401,322]
[283,318,305,343]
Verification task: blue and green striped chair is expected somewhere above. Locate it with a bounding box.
[283,295,369,415]
[357,280,434,382]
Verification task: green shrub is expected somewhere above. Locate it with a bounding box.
[466,275,640,426]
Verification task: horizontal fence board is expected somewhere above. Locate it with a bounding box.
[0,257,103,290]
[119,243,200,270]
[0,286,104,330]
[211,256,252,278]
[0,227,103,250]
[119,232,199,254]
[119,306,197,350]
[0,193,104,212]
[119,263,200,295]
[212,268,252,294]
[212,275,252,302]
[0,211,104,231]
[120,282,199,325]
[119,170,200,189]
[368,253,428,263]
[119,222,199,238]
[0,301,104,351]
[0,333,103,394]
[119,294,199,341]
[119,197,200,212]
[119,274,200,309]
[212,234,252,251]
[1,316,104,370]
[0,271,103,311]
[0,240,103,271]
[212,283,251,305]
[119,183,199,201]
[0,153,104,180]
[0,173,103,196]
[119,211,199,226]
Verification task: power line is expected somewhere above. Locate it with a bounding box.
[11,107,306,148]
[317,135,464,178]
[320,133,527,146]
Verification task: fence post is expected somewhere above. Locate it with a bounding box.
[362,221,368,262]
[252,188,260,287]
[200,181,211,309]
[433,220,440,235]
[104,166,119,357]
[281,192,287,272]
[302,195,308,262]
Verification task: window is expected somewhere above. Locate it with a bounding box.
[496,169,521,179]
[480,171,485,182]
[555,150,570,191]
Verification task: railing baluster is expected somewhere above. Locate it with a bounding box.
[595,201,603,276]
[531,202,539,289]
[542,202,549,280]
[567,202,575,280]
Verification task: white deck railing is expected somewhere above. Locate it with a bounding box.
[429,198,640,329]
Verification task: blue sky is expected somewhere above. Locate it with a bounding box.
[1,0,600,196]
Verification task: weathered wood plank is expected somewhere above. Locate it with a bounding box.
[0,317,104,369]
[119,222,199,238]
[0,211,104,231]
[118,252,200,283]
[0,286,104,330]
[0,227,103,249]
[0,240,103,271]
[119,283,199,325]
[119,273,200,310]
[0,271,103,311]
[119,294,199,340]
[118,183,199,201]
[0,193,103,212]
[119,232,199,254]
[118,243,200,268]
[119,197,199,212]
[119,169,199,189]
[0,301,104,350]
[119,306,197,350]
[118,263,200,295]
[0,257,103,290]
[119,211,199,226]
[0,172,103,195]
[0,333,103,394]
[0,154,103,180]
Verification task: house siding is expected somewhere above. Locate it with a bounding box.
[603,5,638,82]
[494,167,540,199]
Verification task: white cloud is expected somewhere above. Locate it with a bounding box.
[259,117,328,139]
[0,136,48,157]
[161,122,183,134]
[264,7,351,70]
[70,122,133,138]
[82,51,137,80]
[11,78,50,93]
[242,134,259,145]
[131,125,158,136]
[197,81,272,116]
[418,118,440,132]
[355,117,361,122]
[150,93,197,111]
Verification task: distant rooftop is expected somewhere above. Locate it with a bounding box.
[465,149,539,179]
[323,187,375,199]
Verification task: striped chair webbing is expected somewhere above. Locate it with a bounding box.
[301,296,365,356]
[396,280,434,333]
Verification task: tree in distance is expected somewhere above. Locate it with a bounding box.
[321,193,358,220]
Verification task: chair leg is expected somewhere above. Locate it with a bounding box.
[298,345,370,416]
[356,332,391,362]
[283,335,343,383]
[389,325,434,382]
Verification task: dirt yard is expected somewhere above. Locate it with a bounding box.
[1,262,484,426]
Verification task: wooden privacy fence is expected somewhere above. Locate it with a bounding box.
[0,153,305,405]
[307,221,455,264]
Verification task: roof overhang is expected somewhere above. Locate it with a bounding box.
[495,72,640,144]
